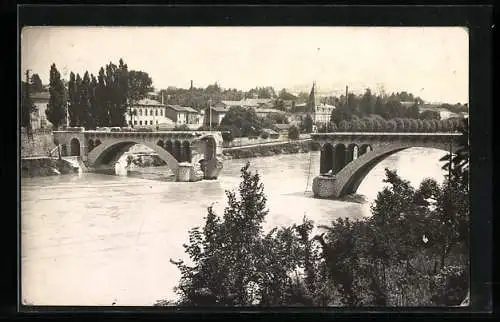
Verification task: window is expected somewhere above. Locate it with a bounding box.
[155,109,158,116]
[134,120,137,125]
[156,120,158,124]
[150,120,153,125]
[150,109,153,116]
[139,120,142,125]
[129,121,132,126]
[160,110,163,116]
[139,109,143,116]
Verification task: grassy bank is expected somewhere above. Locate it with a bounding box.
[222,140,320,160]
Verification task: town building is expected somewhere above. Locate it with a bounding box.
[314,103,336,124]
[127,98,169,127]
[205,103,229,127]
[255,108,286,119]
[29,91,51,130]
[273,123,294,138]
[218,98,274,110]
[165,105,201,126]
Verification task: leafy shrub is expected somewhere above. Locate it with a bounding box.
[288,125,300,140]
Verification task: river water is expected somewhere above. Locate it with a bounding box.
[21,147,446,306]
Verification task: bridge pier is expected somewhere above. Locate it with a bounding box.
[312,175,337,199]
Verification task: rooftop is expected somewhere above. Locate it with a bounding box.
[256,108,286,114]
[30,91,50,101]
[273,123,293,131]
[210,106,229,113]
[167,105,199,113]
[134,98,165,106]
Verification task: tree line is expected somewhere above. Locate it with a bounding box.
[317,115,464,133]
[159,118,469,307]
[158,85,294,111]
[40,59,153,129]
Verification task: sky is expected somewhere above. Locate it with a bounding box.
[21,27,469,104]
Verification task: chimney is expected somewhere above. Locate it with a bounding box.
[345,85,349,105]
[190,80,193,90]
[161,91,164,105]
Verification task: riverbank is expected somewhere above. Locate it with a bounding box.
[222,140,320,160]
[21,130,55,158]
[21,157,79,178]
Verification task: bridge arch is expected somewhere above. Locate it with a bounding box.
[173,140,182,161]
[346,143,358,163]
[70,138,81,156]
[320,143,334,174]
[332,143,457,198]
[88,139,95,153]
[359,144,372,156]
[165,140,173,154]
[182,141,192,163]
[334,143,346,173]
[88,140,180,171]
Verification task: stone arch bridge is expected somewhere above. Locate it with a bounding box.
[52,129,224,181]
[310,132,462,198]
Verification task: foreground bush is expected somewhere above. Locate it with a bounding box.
[169,162,325,306]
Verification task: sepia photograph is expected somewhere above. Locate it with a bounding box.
[20,26,470,308]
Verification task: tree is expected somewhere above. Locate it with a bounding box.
[89,74,99,129]
[21,70,37,136]
[278,89,297,101]
[301,114,313,133]
[406,103,420,119]
[128,69,153,103]
[265,112,289,125]
[67,72,78,126]
[221,106,263,137]
[46,64,66,129]
[288,125,300,140]
[420,110,441,120]
[30,73,44,92]
[96,67,109,126]
[359,88,375,116]
[79,71,92,128]
[169,162,326,306]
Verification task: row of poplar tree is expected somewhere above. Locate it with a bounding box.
[44,59,153,129]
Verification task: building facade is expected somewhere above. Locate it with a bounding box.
[127,98,169,127]
[205,103,228,127]
[29,92,51,130]
[165,105,201,126]
[314,103,336,124]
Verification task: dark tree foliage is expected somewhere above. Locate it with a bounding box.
[64,58,150,128]
[45,64,66,129]
[30,73,44,92]
[21,74,37,136]
[301,114,313,133]
[169,163,326,306]
[288,125,300,140]
[220,106,263,137]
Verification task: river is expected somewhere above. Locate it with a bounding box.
[20,147,446,306]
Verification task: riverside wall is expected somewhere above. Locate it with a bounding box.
[21,130,56,158]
